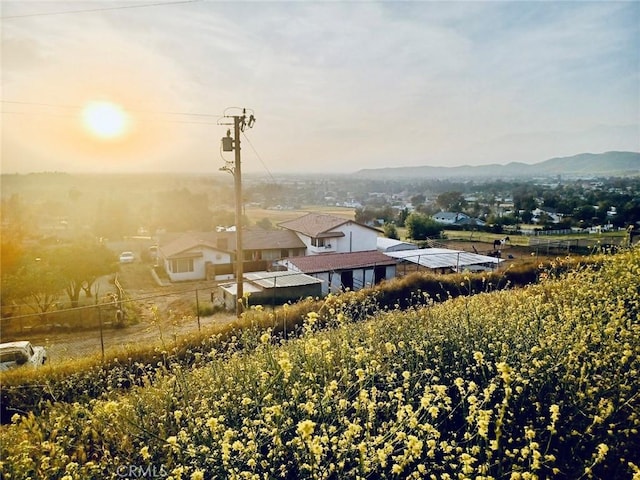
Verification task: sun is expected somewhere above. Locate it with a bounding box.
[81,101,130,139]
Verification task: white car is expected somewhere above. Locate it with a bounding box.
[119,251,135,263]
[0,341,47,372]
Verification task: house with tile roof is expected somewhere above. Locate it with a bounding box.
[158,228,306,282]
[277,250,397,295]
[278,213,382,255]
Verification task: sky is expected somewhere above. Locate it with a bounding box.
[1,0,639,175]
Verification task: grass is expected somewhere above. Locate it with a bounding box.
[245,205,355,225]
[1,247,638,479]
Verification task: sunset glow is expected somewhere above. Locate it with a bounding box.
[81,101,129,140]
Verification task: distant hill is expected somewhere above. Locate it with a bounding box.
[355,151,640,179]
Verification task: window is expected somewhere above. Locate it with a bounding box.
[171,258,194,273]
[311,237,326,247]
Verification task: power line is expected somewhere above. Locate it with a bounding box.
[242,131,276,183]
[1,100,223,125]
[1,0,201,20]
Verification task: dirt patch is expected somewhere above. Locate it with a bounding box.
[5,264,237,364]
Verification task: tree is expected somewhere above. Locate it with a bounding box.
[410,194,426,208]
[2,259,66,324]
[574,205,597,226]
[436,191,466,212]
[405,213,444,240]
[355,207,376,225]
[397,207,410,227]
[49,241,117,307]
[152,188,213,232]
[256,218,274,230]
[383,223,399,240]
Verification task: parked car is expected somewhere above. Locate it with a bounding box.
[119,251,135,263]
[0,341,47,372]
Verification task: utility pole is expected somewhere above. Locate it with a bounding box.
[220,108,255,317]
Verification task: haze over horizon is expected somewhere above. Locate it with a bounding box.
[1,1,639,175]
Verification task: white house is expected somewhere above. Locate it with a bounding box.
[278,213,381,255]
[531,208,562,224]
[158,229,306,282]
[433,212,469,224]
[277,250,397,295]
[158,232,234,282]
[432,211,485,227]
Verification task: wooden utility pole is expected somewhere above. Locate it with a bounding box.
[220,108,255,317]
[233,114,244,316]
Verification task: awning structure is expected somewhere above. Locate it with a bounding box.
[385,248,503,271]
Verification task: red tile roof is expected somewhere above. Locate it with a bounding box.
[284,250,396,274]
[278,213,354,237]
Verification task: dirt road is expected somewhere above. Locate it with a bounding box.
[8,266,238,364]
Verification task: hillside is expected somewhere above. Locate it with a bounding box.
[1,247,639,479]
[355,151,640,179]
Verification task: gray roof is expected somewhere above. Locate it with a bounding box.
[377,237,418,252]
[385,248,503,269]
[159,228,305,258]
[245,271,323,288]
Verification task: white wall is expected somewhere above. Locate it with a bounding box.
[166,247,232,282]
[334,222,378,253]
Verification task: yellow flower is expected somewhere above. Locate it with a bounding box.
[473,351,484,364]
[140,445,151,460]
[596,443,609,462]
[297,419,316,439]
[191,470,205,480]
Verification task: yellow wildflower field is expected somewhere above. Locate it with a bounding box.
[1,248,639,479]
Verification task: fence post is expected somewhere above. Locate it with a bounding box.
[98,306,105,362]
[195,289,201,333]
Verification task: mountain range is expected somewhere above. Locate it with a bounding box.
[355,151,640,180]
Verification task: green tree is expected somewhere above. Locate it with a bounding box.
[383,223,399,240]
[49,241,117,307]
[405,213,444,240]
[2,259,66,324]
[436,191,467,212]
[397,207,410,227]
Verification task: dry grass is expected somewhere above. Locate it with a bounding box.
[245,205,355,225]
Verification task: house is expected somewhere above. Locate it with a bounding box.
[532,208,562,224]
[158,228,306,282]
[277,250,397,295]
[158,232,234,282]
[432,211,486,227]
[377,237,418,252]
[216,271,322,310]
[433,212,469,225]
[278,213,381,255]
